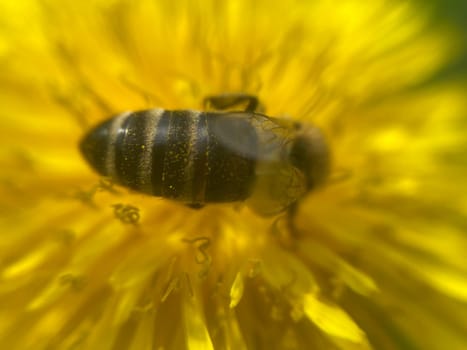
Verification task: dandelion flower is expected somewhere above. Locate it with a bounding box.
[1,0,467,349]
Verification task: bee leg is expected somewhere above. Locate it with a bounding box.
[186,203,204,210]
[203,93,263,113]
[271,203,301,250]
[286,202,302,240]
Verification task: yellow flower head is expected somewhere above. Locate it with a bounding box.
[1,0,466,349]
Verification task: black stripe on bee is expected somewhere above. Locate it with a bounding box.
[151,110,171,196]
[114,111,148,190]
[159,110,193,199]
[191,112,209,204]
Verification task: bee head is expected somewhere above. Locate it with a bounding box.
[289,125,330,192]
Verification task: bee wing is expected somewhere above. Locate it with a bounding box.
[208,112,305,215]
[246,162,308,216]
[208,113,295,161]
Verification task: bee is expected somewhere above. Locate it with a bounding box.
[79,94,329,216]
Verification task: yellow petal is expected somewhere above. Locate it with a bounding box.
[303,293,367,345]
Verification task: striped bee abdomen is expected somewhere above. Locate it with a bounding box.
[80,109,259,205]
